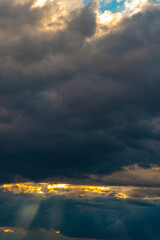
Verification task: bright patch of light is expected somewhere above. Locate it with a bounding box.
[48,184,68,189]
[0,227,26,234]
[98,10,114,23]
[124,0,149,14]
[2,228,14,233]
[32,0,46,8]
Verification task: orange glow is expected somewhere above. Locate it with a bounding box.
[0,226,61,236]
[2,182,160,201]
[0,182,131,199]
[48,184,69,189]
[0,227,26,235]
[1,183,44,194]
[2,228,14,233]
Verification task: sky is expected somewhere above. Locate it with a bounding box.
[1,0,160,239]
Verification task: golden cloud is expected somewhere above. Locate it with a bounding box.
[1,181,160,201]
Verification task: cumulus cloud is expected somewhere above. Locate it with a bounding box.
[0,0,160,184]
[2,1,160,240]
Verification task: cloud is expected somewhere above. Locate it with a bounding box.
[1,1,160,240]
[2,179,160,202]
[0,189,160,240]
[90,164,160,187]
[0,0,160,184]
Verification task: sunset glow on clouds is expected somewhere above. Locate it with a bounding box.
[2,164,160,202]
[3,164,160,201]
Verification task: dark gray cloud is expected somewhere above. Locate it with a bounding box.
[0,1,160,183]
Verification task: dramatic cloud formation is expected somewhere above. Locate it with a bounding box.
[1,1,160,239]
[0,0,160,184]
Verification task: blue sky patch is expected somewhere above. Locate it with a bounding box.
[83,0,125,13]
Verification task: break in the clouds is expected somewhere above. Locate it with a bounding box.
[0,0,160,183]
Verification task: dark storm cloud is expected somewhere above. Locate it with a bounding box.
[68,2,96,37]
[0,0,160,183]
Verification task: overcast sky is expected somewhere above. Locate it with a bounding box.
[0,0,160,239]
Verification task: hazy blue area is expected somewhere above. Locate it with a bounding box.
[0,191,160,240]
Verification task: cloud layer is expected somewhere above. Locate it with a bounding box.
[1,1,160,239]
[0,0,160,184]
[0,187,160,240]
